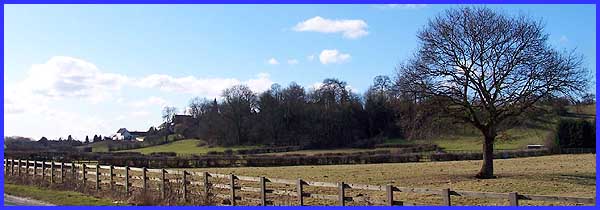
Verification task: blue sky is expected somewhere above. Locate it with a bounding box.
[4,4,596,140]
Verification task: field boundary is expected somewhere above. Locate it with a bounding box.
[4,158,595,206]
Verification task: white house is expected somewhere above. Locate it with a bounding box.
[113,128,146,141]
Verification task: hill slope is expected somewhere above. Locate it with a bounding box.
[117,139,258,156]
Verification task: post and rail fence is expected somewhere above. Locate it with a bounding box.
[3,158,595,206]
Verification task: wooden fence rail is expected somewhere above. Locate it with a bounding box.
[3,159,595,206]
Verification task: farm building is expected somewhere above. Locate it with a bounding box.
[112,128,146,141]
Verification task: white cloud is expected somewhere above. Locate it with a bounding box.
[129,96,169,108]
[135,73,274,98]
[4,92,25,114]
[347,85,359,93]
[130,110,150,117]
[319,49,351,64]
[293,16,369,39]
[559,35,569,44]
[375,4,428,9]
[311,82,323,90]
[5,56,276,139]
[244,73,275,93]
[4,94,113,140]
[287,59,299,65]
[307,55,315,61]
[20,56,128,103]
[268,58,280,65]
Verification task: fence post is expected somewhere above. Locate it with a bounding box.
[50,161,54,184]
[260,176,267,206]
[11,159,14,176]
[125,166,130,194]
[17,159,21,176]
[230,174,236,206]
[509,192,519,206]
[386,184,394,206]
[95,164,100,191]
[110,166,114,190]
[161,169,167,199]
[297,179,304,206]
[25,160,29,176]
[442,188,451,206]
[182,170,188,202]
[71,161,76,180]
[60,162,64,183]
[82,163,87,188]
[34,161,38,177]
[41,161,46,182]
[203,171,210,202]
[338,182,346,206]
[142,167,147,192]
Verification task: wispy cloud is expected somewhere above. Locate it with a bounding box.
[319,49,351,64]
[287,59,299,65]
[293,16,368,39]
[267,58,280,65]
[559,35,569,44]
[135,73,273,98]
[128,96,169,108]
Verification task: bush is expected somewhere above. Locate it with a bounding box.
[196,141,208,147]
[206,151,220,155]
[149,152,177,157]
[223,149,234,156]
[556,119,595,148]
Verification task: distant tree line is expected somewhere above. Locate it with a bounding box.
[4,136,84,151]
[168,77,465,149]
[167,72,594,150]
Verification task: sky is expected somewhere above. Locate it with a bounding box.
[4,4,596,140]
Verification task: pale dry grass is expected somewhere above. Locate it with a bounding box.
[186,154,596,206]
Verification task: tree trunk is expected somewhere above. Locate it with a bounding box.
[476,133,496,179]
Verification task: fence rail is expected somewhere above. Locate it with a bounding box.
[4,158,595,206]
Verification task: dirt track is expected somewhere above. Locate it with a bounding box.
[4,194,54,206]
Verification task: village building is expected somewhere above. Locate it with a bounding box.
[112,128,147,141]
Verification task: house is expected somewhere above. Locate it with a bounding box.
[113,128,146,141]
[172,114,194,126]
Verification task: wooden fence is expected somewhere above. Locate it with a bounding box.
[4,158,595,206]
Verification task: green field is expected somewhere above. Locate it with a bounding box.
[381,104,595,151]
[4,184,126,206]
[117,139,259,155]
[389,126,553,151]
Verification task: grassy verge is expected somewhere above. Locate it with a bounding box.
[4,183,126,206]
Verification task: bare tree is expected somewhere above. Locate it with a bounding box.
[400,7,588,178]
[162,106,178,129]
[221,84,258,145]
[188,97,211,118]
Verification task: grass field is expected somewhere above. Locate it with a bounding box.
[4,184,126,206]
[381,104,596,151]
[189,154,596,206]
[117,139,259,155]
[394,126,553,151]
